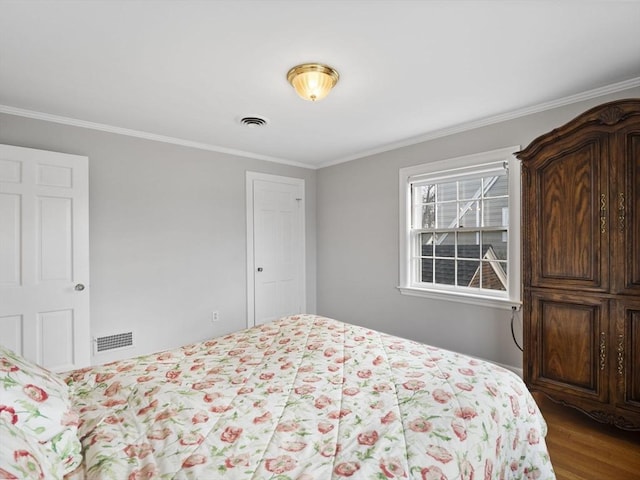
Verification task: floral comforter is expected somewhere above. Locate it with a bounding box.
[65,315,555,479]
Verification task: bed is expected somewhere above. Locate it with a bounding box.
[1,314,555,479]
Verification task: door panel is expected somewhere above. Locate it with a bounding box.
[614,299,640,411]
[527,290,608,403]
[0,314,22,353]
[0,192,21,285]
[40,309,75,368]
[528,135,609,291]
[0,145,90,371]
[39,196,73,281]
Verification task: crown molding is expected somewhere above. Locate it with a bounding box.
[318,76,640,168]
[0,105,314,170]
[2,76,639,171]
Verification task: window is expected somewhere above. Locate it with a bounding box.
[398,146,521,309]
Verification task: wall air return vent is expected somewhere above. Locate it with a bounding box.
[94,332,134,354]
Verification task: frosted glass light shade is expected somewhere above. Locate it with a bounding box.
[287,63,339,102]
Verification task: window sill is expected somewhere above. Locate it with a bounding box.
[397,286,521,310]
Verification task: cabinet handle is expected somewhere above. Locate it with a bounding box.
[600,193,606,234]
[618,192,625,231]
[599,332,606,371]
[617,334,624,376]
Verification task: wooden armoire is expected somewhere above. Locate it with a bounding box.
[517,99,640,430]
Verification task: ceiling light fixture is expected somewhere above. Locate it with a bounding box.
[287,63,339,102]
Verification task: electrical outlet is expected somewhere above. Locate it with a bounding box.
[212,311,219,322]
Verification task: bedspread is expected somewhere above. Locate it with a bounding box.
[65,315,555,479]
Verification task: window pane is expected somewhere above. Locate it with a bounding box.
[434,233,455,257]
[421,233,434,257]
[421,257,434,283]
[437,182,457,202]
[418,184,436,203]
[458,200,480,227]
[484,175,507,197]
[434,259,455,285]
[420,204,436,229]
[458,178,482,200]
[483,198,508,226]
[482,231,507,260]
[481,261,507,291]
[457,232,480,259]
[458,260,479,287]
[436,202,457,228]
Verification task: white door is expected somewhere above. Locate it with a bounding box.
[0,145,90,372]
[247,173,305,326]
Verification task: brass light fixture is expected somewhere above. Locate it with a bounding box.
[287,63,339,102]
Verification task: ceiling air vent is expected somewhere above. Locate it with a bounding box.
[239,116,268,128]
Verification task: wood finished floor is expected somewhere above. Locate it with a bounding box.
[534,393,640,480]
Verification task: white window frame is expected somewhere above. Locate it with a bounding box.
[398,146,521,310]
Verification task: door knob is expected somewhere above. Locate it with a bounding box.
[74,283,85,291]
[257,267,263,272]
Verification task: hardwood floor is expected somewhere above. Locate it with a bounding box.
[533,393,640,480]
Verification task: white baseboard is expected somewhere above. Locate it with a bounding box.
[494,361,523,379]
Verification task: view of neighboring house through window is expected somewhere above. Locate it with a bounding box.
[415,171,508,289]
[398,146,521,308]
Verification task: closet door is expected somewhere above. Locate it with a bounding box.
[0,145,90,372]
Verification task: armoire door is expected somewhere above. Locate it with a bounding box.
[611,124,640,295]
[523,131,610,293]
[613,299,640,425]
[526,289,609,405]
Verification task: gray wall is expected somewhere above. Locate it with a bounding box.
[316,87,640,371]
[0,114,316,364]
[3,86,638,371]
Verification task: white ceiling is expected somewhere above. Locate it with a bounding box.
[1,1,639,168]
